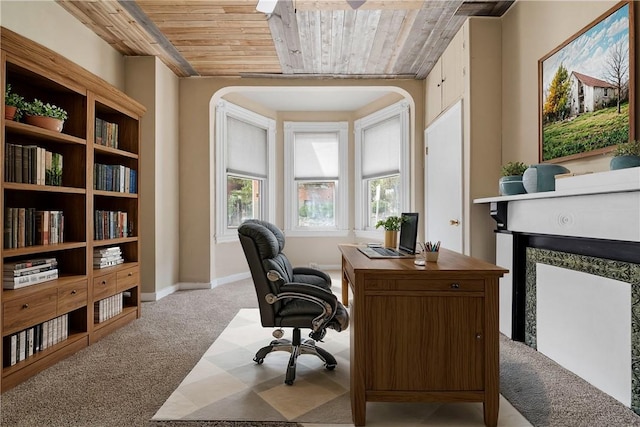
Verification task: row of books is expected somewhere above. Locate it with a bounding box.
[3,208,64,249]
[94,246,124,269]
[95,118,119,148]
[4,143,63,186]
[94,292,123,323]
[95,210,129,240]
[94,163,137,194]
[3,314,69,367]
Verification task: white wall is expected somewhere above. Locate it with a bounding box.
[0,0,125,89]
[125,57,180,297]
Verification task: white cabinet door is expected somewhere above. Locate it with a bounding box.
[425,100,463,253]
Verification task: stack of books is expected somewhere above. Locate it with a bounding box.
[94,293,123,323]
[4,314,68,366]
[3,257,59,290]
[93,246,124,269]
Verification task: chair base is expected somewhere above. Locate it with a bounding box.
[253,328,337,385]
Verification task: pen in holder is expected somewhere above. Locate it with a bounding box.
[420,241,441,263]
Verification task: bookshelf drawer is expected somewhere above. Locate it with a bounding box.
[93,273,116,301]
[58,280,88,314]
[117,267,138,292]
[3,289,58,335]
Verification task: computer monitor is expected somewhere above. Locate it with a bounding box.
[398,212,419,255]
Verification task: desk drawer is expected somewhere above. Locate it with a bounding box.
[93,273,117,301]
[58,280,88,314]
[117,266,139,292]
[366,279,484,292]
[3,289,58,334]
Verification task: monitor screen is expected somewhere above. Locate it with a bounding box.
[398,212,419,254]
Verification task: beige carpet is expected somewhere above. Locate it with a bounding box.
[152,309,352,424]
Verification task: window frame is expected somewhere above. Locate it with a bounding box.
[354,100,410,239]
[284,121,349,236]
[215,100,276,242]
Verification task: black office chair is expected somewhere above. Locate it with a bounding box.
[237,219,349,385]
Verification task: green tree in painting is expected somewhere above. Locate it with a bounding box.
[543,63,571,123]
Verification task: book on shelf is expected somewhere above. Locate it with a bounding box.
[3,208,63,249]
[3,268,58,289]
[4,257,57,271]
[3,314,69,367]
[3,144,61,186]
[95,118,119,148]
[4,261,58,277]
[94,293,123,323]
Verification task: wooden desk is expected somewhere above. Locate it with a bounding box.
[339,245,507,426]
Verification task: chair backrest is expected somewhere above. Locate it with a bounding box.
[237,220,294,327]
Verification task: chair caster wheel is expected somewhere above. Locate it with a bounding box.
[285,379,294,385]
[325,364,336,370]
[254,357,264,364]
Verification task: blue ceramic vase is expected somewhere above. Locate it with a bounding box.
[522,164,570,193]
[610,155,640,170]
[498,175,526,196]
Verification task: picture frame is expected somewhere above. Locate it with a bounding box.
[539,1,635,163]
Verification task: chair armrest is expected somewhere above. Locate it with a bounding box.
[292,267,332,285]
[266,270,339,339]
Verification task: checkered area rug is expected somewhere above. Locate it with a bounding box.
[152,309,351,424]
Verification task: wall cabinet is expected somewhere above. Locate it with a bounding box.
[0,27,144,391]
[425,27,465,125]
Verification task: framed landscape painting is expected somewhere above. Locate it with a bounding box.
[539,1,634,162]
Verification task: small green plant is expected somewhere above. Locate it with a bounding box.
[375,215,405,231]
[5,84,25,120]
[500,161,529,177]
[23,98,68,121]
[613,140,640,157]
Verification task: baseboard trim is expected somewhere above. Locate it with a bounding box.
[141,271,252,301]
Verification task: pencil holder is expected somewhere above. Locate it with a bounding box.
[425,251,439,262]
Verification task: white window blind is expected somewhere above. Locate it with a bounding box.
[227,116,268,177]
[362,115,400,179]
[294,132,339,179]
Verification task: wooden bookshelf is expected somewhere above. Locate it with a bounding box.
[0,27,145,391]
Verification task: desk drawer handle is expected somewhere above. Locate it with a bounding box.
[101,280,107,285]
[71,290,77,295]
[450,283,460,289]
[128,272,133,277]
[22,303,29,309]
[476,333,482,340]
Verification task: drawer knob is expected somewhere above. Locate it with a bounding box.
[101,280,107,285]
[128,272,133,277]
[476,333,482,340]
[450,283,460,289]
[22,303,29,309]
[71,290,77,295]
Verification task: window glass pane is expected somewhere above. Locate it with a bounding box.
[297,181,336,227]
[367,175,400,228]
[227,117,267,177]
[294,132,339,179]
[362,116,400,178]
[227,175,261,227]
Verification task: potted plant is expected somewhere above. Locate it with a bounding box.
[4,84,25,121]
[499,161,528,196]
[610,140,640,170]
[375,215,405,248]
[22,98,68,132]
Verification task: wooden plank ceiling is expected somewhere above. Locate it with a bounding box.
[56,0,513,79]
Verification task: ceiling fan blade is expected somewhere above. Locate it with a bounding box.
[346,0,366,9]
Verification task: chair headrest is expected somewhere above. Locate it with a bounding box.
[238,220,284,259]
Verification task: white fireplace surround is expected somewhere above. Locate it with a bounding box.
[475,166,640,409]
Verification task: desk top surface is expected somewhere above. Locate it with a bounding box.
[339,245,508,277]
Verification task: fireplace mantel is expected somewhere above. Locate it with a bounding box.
[475,167,640,242]
[474,167,640,413]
